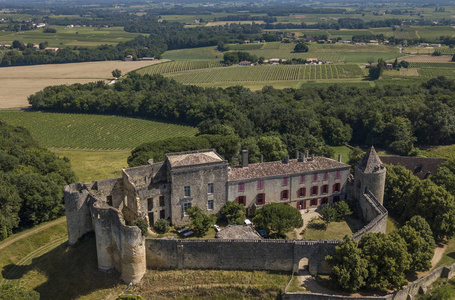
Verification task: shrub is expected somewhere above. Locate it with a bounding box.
[221,201,246,224]
[154,218,170,234]
[132,217,148,236]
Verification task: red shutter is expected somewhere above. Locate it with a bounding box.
[303,200,307,209]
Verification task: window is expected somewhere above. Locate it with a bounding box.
[333,196,340,203]
[322,185,329,194]
[184,186,191,197]
[283,177,289,186]
[311,186,318,196]
[256,193,265,205]
[333,183,341,192]
[297,200,306,210]
[298,187,306,197]
[208,183,214,194]
[106,195,113,206]
[310,198,318,206]
[281,190,289,200]
[208,200,214,210]
[236,196,246,206]
[322,197,328,204]
[313,173,318,182]
[257,180,264,189]
[159,195,165,206]
[323,172,329,180]
[300,175,305,184]
[183,202,192,215]
[335,170,341,179]
[238,182,245,192]
[160,209,165,219]
[147,197,153,211]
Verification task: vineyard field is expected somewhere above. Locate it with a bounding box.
[0,111,197,150]
[408,62,455,68]
[137,60,224,75]
[162,46,221,60]
[167,64,363,84]
[418,68,455,77]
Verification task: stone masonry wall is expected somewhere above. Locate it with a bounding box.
[146,239,337,274]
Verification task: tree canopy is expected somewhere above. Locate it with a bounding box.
[252,203,303,238]
[0,121,76,240]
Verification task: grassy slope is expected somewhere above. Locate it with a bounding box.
[53,149,130,183]
[0,111,197,150]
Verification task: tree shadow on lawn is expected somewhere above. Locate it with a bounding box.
[2,233,123,300]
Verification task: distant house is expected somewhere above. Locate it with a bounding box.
[44,47,59,52]
[419,43,429,47]
[238,61,253,66]
[36,23,46,28]
[124,55,133,61]
[269,58,280,64]
[307,58,318,64]
[386,64,393,70]
[430,44,441,48]
[139,57,155,61]
[379,156,447,180]
[317,40,326,44]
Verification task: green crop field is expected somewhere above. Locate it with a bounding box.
[408,62,455,68]
[0,111,197,150]
[167,64,363,84]
[418,68,455,78]
[0,26,142,48]
[227,43,265,50]
[162,46,222,60]
[137,60,224,75]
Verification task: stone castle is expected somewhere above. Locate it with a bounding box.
[64,146,387,285]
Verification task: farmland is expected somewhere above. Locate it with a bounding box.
[0,60,165,108]
[0,111,197,150]
[137,60,224,75]
[167,64,363,84]
[0,26,143,48]
[162,46,222,60]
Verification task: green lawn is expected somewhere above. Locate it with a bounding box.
[298,219,356,241]
[419,144,455,160]
[0,111,198,150]
[52,149,130,183]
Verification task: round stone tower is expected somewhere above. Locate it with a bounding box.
[354,146,386,205]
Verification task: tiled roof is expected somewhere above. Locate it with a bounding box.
[380,156,447,180]
[357,146,385,173]
[228,157,349,181]
[167,150,224,167]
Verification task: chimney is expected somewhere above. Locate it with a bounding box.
[295,150,299,160]
[285,155,290,164]
[260,154,264,163]
[305,150,309,158]
[338,154,342,162]
[242,150,248,168]
[311,154,315,161]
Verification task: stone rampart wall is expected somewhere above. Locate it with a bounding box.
[351,191,388,241]
[145,239,337,274]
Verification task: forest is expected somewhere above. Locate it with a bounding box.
[0,121,76,240]
[28,74,455,159]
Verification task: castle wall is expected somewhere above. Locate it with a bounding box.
[169,163,228,227]
[145,239,337,274]
[93,177,125,208]
[64,183,93,245]
[90,200,146,284]
[227,167,350,212]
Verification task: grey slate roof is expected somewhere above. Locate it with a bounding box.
[357,146,385,173]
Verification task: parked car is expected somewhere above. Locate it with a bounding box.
[213,224,221,232]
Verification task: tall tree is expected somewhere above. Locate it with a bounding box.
[253,203,303,238]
